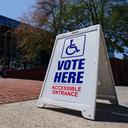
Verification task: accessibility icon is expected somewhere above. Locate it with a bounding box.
[66,39,80,55]
[61,35,86,58]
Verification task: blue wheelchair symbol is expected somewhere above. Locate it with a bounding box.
[65,39,80,55]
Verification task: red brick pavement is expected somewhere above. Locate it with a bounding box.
[0,78,43,104]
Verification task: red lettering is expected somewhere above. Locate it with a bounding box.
[51,85,81,97]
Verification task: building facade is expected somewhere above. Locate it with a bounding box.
[0,15,20,68]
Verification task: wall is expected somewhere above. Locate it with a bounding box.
[6,67,47,81]
[5,59,128,86]
[110,59,128,86]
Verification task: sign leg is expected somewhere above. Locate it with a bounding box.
[81,110,95,120]
[37,99,45,108]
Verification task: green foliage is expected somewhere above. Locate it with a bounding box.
[14,24,53,65]
[104,5,128,54]
[14,0,128,63]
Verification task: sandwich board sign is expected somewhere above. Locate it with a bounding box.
[37,24,118,120]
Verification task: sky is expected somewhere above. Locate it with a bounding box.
[0,0,36,21]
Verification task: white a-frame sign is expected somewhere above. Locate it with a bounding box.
[37,24,118,120]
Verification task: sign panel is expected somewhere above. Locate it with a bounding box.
[37,25,118,120]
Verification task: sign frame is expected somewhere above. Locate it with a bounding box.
[37,24,118,120]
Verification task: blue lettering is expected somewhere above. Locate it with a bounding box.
[76,71,84,83]
[54,72,62,82]
[72,59,79,70]
[61,72,68,83]
[58,61,64,70]
[78,59,85,69]
[64,60,71,70]
[68,72,76,83]
[54,58,85,84]
[54,71,84,83]
[57,58,85,71]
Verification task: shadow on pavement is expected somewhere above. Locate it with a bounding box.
[44,107,82,117]
[95,103,128,123]
[43,102,128,123]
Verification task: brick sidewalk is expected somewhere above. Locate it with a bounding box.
[0,78,43,104]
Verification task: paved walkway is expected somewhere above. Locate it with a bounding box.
[0,97,128,128]
[0,78,128,128]
[0,78,42,104]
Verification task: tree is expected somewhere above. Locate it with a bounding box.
[14,0,128,63]
[31,0,67,38]
[104,4,128,54]
[14,0,69,66]
[14,23,53,66]
[80,0,128,55]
